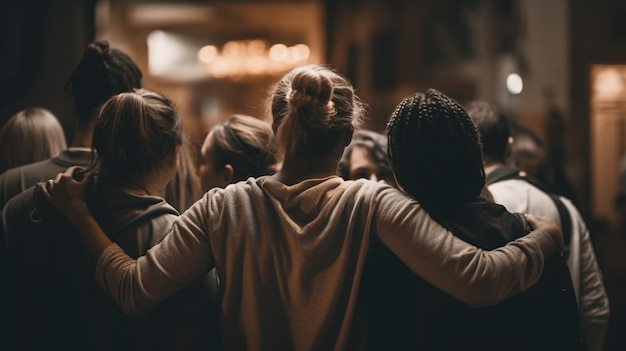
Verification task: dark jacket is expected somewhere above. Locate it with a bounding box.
[363,197,584,351]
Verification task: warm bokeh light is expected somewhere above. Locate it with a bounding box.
[247,39,266,55]
[289,44,310,62]
[197,45,218,64]
[200,41,311,78]
[223,41,244,57]
[269,44,289,61]
[149,30,313,79]
[147,30,193,77]
[506,73,523,95]
[594,67,624,100]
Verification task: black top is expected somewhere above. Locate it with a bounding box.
[363,197,584,351]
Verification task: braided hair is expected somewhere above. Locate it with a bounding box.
[65,40,143,127]
[387,89,485,210]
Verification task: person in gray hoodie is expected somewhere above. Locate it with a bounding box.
[1,89,220,350]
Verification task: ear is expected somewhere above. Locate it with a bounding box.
[223,164,235,183]
[165,145,180,168]
[505,136,514,157]
[173,145,181,166]
[344,129,354,146]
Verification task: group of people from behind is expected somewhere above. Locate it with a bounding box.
[0,39,609,351]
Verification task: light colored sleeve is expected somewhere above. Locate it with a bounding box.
[561,197,610,351]
[373,187,557,307]
[95,193,216,315]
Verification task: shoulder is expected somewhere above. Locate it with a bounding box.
[488,179,559,218]
[329,178,407,209]
[2,185,37,223]
[488,178,547,197]
[0,159,63,206]
[556,195,582,219]
[1,185,45,250]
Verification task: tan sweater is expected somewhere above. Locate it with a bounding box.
[95,176,556,351]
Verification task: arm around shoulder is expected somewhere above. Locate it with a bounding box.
[373,188,557,307]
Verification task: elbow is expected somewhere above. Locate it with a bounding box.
[453,258,518,308]
[117,295,152,316]
[120,305,144,316]
[461,288,505,308]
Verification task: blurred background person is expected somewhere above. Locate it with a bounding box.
[467,100,610,351]
[337,129,396,187]
[198,114,279,192]
[0,107,66,175]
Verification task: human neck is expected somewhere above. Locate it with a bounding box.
[274,156,339,185]
[484,162,504,176]
[71,124,95,148]
[102,170,166,197]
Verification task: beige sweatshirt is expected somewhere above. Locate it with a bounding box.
[95,176,556,351]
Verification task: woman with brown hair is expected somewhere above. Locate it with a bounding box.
[199,114,279,192]
[1,89,216,350]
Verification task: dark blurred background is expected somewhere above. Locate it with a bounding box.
[2,0,626,349]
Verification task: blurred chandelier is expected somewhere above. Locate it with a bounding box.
[147,30,311,80]
[197,39,310,78]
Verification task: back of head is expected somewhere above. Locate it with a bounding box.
[387,89,485,208]
[92,89,182,177]
[270,64,364,159]
[508,124,553,186]
[0,107,67,173]
[65,40,143,127]
[210,114,278,182]
[337,129,394,183]
[465,101,510,165]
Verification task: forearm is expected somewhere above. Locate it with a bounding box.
[374,189,556,306]
[95,197,216,315]
[380,225,554,307]
[581,322,608,351]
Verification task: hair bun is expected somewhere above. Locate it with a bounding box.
[287,67,335,129]
[82,40,110,63]
[289,68,333,106]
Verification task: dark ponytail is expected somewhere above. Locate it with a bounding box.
[93,89,181,176]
